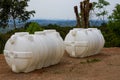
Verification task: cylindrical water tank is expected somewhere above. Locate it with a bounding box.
[64,28,105,58]
[4,30,64,73]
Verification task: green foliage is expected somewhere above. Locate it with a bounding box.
[107,22,120,36]
[43,24,73,39]
[97,0,110,7]
[1,20,120,53]
[0,34,6,53]
[86,58,101,63]
[0,23,73,53]
[26,22,44,34]
[0,0,35,28]
[92,0,110,23]
[80,58,101,64]
[102,27,120,47]
[111,4,120,20]
[7,27,26,35]
[104,4,120,47]
[108,4,120,22]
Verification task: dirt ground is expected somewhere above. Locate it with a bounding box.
[0,48,120,80]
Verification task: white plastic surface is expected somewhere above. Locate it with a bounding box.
[64,28,105,58]
[4,30,64,73]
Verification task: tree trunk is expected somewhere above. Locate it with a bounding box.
[85,0,89,28]
[80,0,92,28]
[74,6,81,28]
[80,2,85,28]
[74,0,92,28]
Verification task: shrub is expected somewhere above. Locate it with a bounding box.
[0,33,10,53]
[99,25,120,47]
[26,22,44,34]
[43,24,73,39]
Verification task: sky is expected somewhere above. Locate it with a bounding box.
[27,0,120,20]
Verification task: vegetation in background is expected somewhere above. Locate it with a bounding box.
[0,19,120,53]
[43,24,73,39]
[0,0,35,28]
[26,22,44,34]
[0,1,120,53]
[106,4,120,47]
[92,0,110,23]
[0,34,7,53]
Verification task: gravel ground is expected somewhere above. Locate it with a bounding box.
[0,48,120,80]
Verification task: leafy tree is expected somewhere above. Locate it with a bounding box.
[108,4,120,22]
[108,4,120,36]
[0,0,35,28]
[92,0,110,23]
[104,4,120,47]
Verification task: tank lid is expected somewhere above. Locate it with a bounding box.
[9,35,17,44]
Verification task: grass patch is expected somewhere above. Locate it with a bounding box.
[80,58,101,64]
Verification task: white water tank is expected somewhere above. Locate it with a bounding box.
[64,28,105,58]
[4,30,64,73]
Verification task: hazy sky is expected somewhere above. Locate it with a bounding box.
[27,0,120,20]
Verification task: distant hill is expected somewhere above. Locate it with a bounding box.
[29,19,106,27]
[0,19,107,33]
[29,19,76,27]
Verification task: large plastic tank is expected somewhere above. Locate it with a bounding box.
[64,28,105,58]
[4,30,64,73]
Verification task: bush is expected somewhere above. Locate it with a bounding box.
[0,33,11,53]
[26,22,44,34]
[1,21,120,54]
[43,24,73,39]
[99,25,120,47]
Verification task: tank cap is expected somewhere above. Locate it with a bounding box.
[9,35,17,44]
[71,30,77,36]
